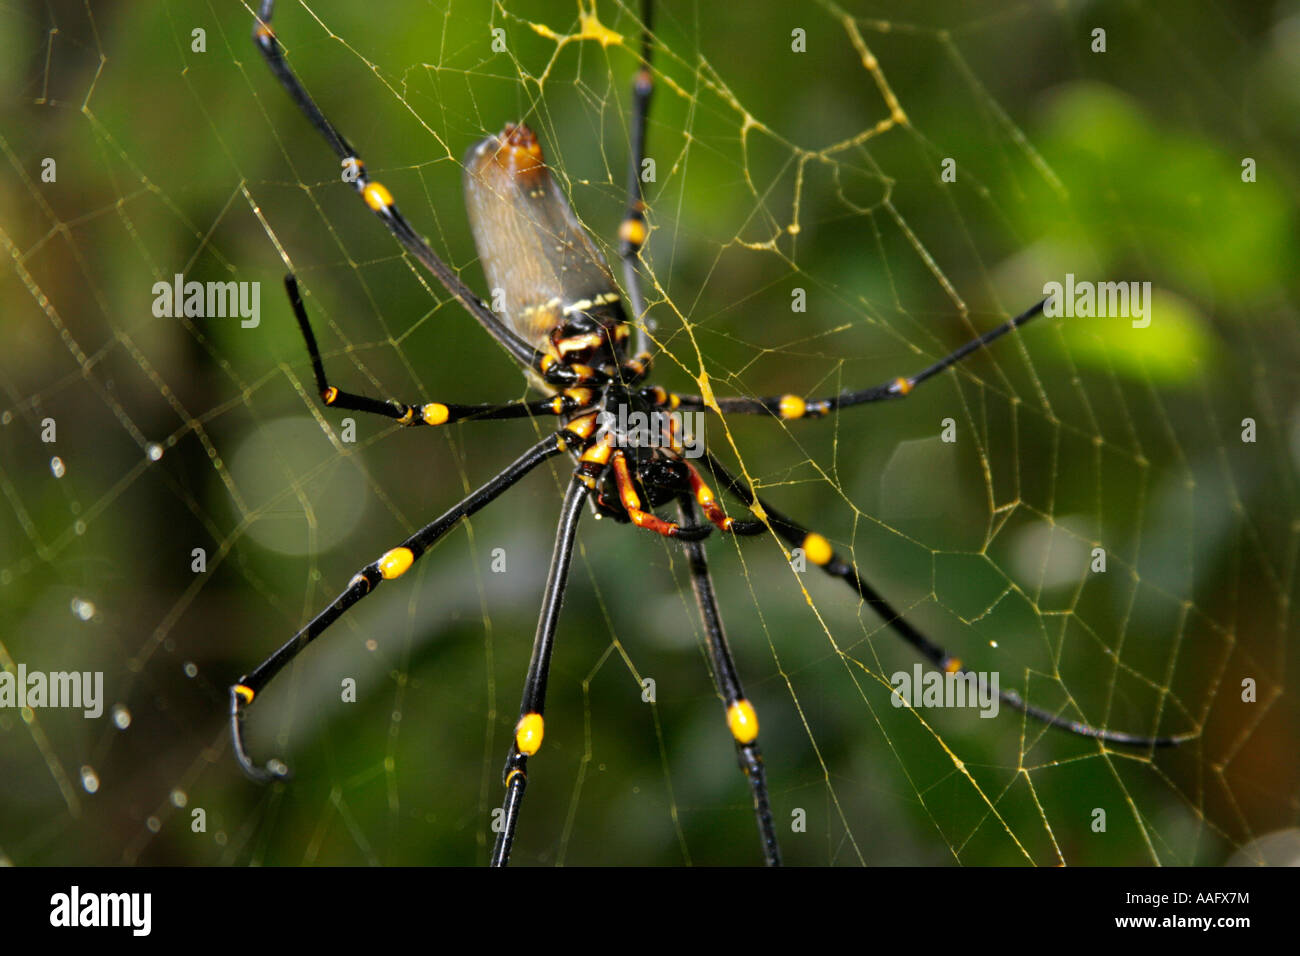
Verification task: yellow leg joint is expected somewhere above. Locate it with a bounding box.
[777,394,806,420]
[515,713,545,755]
[363,181,394,211]
[378,546,415,580]
[580,439,613,466]
[234,684,255,704]
[619,217,647,248]
[322,386,339,405]
[566,412,598,440]
[802,532,833,566]
[894,377,913,395]
[727,699,760,744]
[944,657,963,673]
[421,403,449,426]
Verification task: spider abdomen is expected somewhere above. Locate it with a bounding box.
[464,123,630,376]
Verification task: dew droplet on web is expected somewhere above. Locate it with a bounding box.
[112,704,131,729]
[80,766,100,794]
[146,442,164,461]
[169,788,188,808]
[50,457,66,478]
[70,597,95,621]
[183,661,198,678]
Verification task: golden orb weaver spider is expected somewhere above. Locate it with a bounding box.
[231,0,1188,866]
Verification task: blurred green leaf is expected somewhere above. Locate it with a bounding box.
[1028,83,1296,303]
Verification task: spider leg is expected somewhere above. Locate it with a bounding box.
[671,298,1048,420]
[283,275,592,426]
[680,456,765,535]
[678,496,782,866]
[491,477,589,867]
[619,0,654,360]
[252,1,546,372]
[700,451,1192,749]
[230,431,566,782]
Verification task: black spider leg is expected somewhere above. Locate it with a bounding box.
[253,1,545,371]
[230,432,566,781]
[491,477,590,866]
[284,275,586,426]
[619,0,654,357]
[701,453,1190,749]
[677,496,782,866]
[676,298,1049,420]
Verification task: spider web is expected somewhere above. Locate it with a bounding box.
[1,0,1297,866]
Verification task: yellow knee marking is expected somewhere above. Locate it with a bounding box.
[505,768,525,788]
[515,713,544,755]
[565,387,594,404]
[726,699,759,744]
[234,684,255,704]
[778,394,806,420]
[802,532,833,566]
[421,403,449,425]
[944,657,963,673]
[619,217,647,247]
[378,547,415,579]
[322,386,339,405]
[363,181,394,212]
[396,406,415,425]
[894,377,913,395]
[566,413,598,440]
[580,437,613,466]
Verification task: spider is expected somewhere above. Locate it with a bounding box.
[231,0,1185,866]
